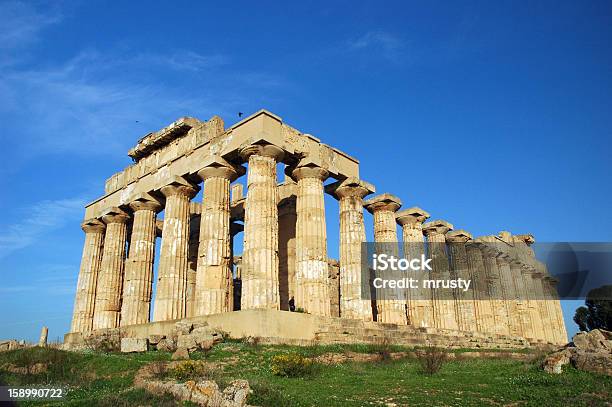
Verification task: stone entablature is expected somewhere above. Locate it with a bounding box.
[70,109,568,347]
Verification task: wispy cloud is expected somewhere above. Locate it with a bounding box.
[0,198,86,258]
[348,31,404,62]
[0,1,61,49]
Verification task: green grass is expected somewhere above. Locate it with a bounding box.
[0,344,610,406]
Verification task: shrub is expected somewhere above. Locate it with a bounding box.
[168,361,216,382]
[371,337,392,362]
[416,345,447,375]
[270,353,314,378]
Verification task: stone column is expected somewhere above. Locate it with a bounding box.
[396,207,432,328]
[70,218,105,333]
[446,230,477,332]
[477,242,511,336]
[509,257,535,339]
[38,326,48,347]
[328,259,341,317]
[364,194,405,324]
[465,241,495,333]
[531,269,554,343]
[153,177,199,322]
[194,157,244,316]
[292,164,331,316]
[240,144,284,309]
[422,220,458,331]
[120,194,162,326]
[495,251,524,337]
[187,202,202,318]
[326,177,375,321]
[93,207,130,330]
[278,193,297,311]
[544,275,567,344]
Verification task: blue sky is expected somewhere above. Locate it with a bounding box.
[0,1,610,342]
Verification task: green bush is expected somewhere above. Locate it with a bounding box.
[168,360,216,382]
[270,353,314,377]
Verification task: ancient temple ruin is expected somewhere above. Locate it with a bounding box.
[67,110,567,348]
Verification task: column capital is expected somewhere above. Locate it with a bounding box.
[514,234,535,245]
[196,155,245,182]
[81,218,106,233]
[290,165,329,182]
[363,193,402,214]
[239,143,284,162]
[422,219,453,236]
[159,176,199,199]
[325,177,375,200]
[128,192,163,212]
[100,207,130,224]
[396,206,430,226]
[446,229,473,243]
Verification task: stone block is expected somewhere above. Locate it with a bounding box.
[121,338,148,353]
[177,334,198,351]
[172,347,190,360]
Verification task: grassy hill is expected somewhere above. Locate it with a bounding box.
[0,342,610,406]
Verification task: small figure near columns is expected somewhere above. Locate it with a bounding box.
[396,207,432,328]
[93,207,130,330]
[423,220,458,331]
[194,156,245,316]
[326,177,375,321]
[291,161,331,316]
[240,144,284,310]
[364,193,406,325]
[153,176,199,322]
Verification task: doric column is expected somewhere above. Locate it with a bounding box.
[364,193,406,325]
[326,177,375,321]
[70,218,105,333]
[240,144,284,309]
[292,163,330,316]
[194,157,244,316]
[278,193,297,311]
[531,268,554,343]
[328,259,341,317]
[465,240,495,333]
[495,251,524,337]
[422,220,458,330]
[509,257,535,339]
[120,194,162,326]
[396,207,432,327]
[153,177,199,322]
[477,242,511,336]
[186,202,202,318]
[543,275,567,344]
[446,230,477,332]
[93,207,130,330]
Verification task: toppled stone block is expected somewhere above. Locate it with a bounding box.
[172,348,190,360]
[573,329,612,352]
[121,338,148,353]
[542,349,571,374]
[572,349,612,376]
[177,334,198,352]
[157,338,177,352]
[148,334,165,345]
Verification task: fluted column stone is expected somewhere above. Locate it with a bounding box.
[465,241,495,333]
[446,230,477,332]
[71,218,105,333]
[477,242,511,336]
[194,157,244,316]
[396,207,432,327]
[278,194,297,311]
[120,194,162,326]
[495,252,524,337]
[423,220,458,330]
[153,177,199,322]
[93,208,130,330]
[364,193,406,325]
[326,177,375,321]
[240,144,284,310]
[292,164,330,316]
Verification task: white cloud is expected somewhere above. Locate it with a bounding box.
[0,198,85,258]
[0,1,61,49]
[349,31,404,62]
